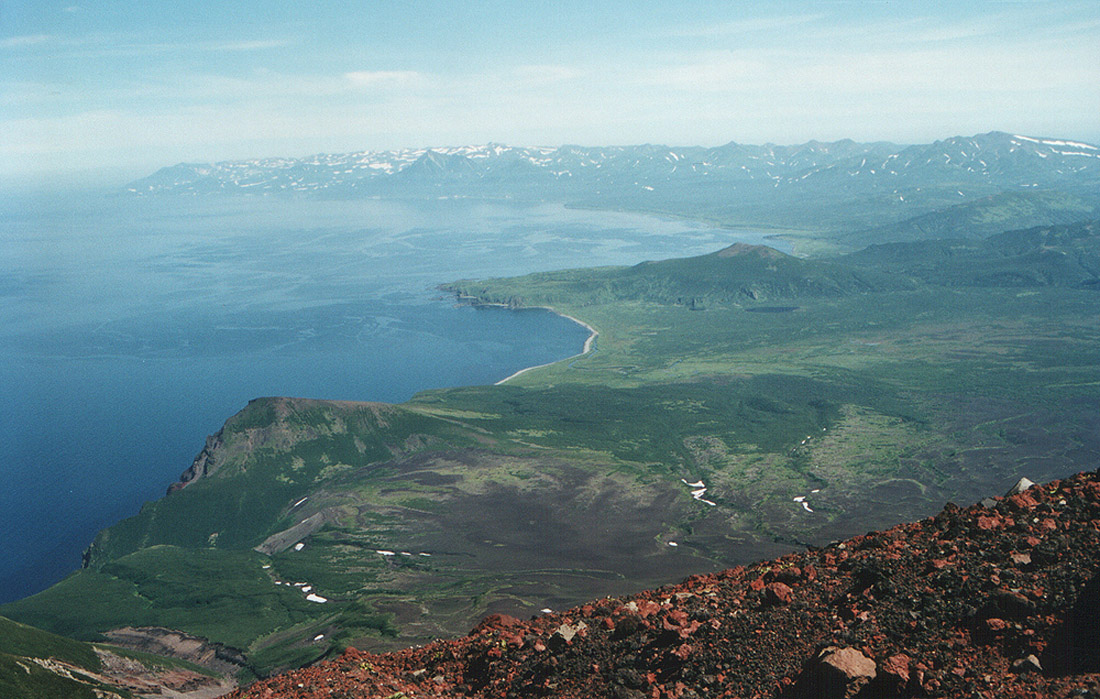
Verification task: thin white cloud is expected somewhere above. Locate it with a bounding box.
[202,39,291,52]
[509,64,580,87]
[344,70,424,88]
[644,54,766,91]
[673,13,827,38]
[0,33,290,58]
[0,34,53,49]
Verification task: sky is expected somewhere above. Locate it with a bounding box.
[2,0,1098,185]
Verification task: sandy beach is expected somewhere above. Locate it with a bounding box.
[494,307,598,385]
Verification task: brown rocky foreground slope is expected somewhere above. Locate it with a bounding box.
[231,471,1100,699]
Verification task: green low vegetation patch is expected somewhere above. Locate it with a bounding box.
[0,653,122,699]
[0,615,132,698]
[446,242,910,310]
[2,547,341,674]
[0,615,101,671]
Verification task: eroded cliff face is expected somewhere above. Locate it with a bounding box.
[230,470,1100,699]
[165,396,399,494]
[168,431,226,494]
[103,626,249,676]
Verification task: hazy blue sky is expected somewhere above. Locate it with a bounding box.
[2,0,1098,183]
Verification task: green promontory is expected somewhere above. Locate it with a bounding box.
[445,242,911,309]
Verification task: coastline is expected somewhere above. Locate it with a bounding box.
[484,304,598,385]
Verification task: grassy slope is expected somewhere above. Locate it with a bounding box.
[445,242,911,309]
[840,189,1099,248]
[0,615,128,699]
[4,223,1099,679]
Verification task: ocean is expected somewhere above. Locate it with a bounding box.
[0,192,783,602]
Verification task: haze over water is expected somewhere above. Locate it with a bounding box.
[0,193,784,602]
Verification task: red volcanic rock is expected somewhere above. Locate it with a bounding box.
[765,581,793,605]
[801,646,876,698]
[880,652,911,684]
[228,471,1100,699]
[977,514,1003,530]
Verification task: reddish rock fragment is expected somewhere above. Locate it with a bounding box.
[880,653,910,684]
[796,646,877,699]
[471,613,522,633]
[1008,492,1038,510]
[765,581,793,605]
[1011,654,1043,673]
[977,514,1003,531]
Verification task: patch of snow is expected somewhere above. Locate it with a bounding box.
[313,634,325,642]
[541,608,553,614]
[376,550,396,556]
[419,552,432,557]
[668,541,679,547]
[292,497,308,508]
[681,479,705,488]
[293,543,305,551]
[793,496,806,502]
[1015,134,1098,150]
[801,502,814,513]
[306,593,328,603]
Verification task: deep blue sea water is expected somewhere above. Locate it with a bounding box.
[0,192,786,602]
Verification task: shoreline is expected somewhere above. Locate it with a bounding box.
[461,302,597,385]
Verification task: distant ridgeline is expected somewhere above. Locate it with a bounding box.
[446,221,1100,309]
[128,132,1100,250]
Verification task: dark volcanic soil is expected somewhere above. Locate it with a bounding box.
[231,470,1100,699]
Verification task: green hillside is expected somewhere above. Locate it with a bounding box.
[841,190,1099,248]
[848,220,1100,287]
[445,242,910,309]
[0,615,124,699]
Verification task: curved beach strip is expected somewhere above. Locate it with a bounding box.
[494,307,598,385]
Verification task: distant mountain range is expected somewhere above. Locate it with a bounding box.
[127,132,1100,249]
[129,132,1100,197]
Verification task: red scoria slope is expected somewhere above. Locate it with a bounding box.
[232,471,1100,699]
